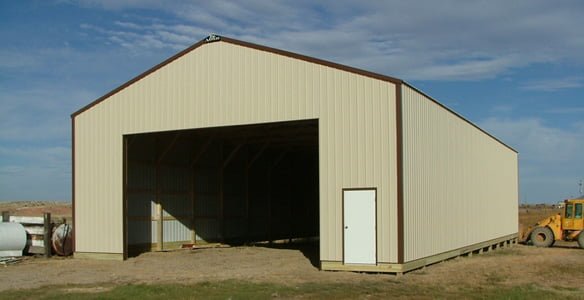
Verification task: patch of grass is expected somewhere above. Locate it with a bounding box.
[485,272,507,285]
[479,284,580,300]
[0,281,581,300]
[550,263,584,275]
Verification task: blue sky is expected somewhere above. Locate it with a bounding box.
[1,1,583,203]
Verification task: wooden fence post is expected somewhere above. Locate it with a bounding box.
[44,212,52,258]
[1,211,9,222]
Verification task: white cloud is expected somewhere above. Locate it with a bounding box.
[480,117,584,202]
[0,145,70,201]
[68,0,584,81]
[545,107,584,114]
[81,20,205,52]
[63,0,165,10]
[520,77,584,91]
[0,50,40,69]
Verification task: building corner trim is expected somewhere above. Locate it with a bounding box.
[395,83,404,264]
[71,117,76,254]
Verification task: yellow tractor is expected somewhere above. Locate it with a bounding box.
[520,197,584,248]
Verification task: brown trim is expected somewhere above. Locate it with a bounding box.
[402,82,517,153]
[395,83,404,264]
[122,135,128,260]
[71,117,76,254]
[341,187,378,265]
[517,153,520,209]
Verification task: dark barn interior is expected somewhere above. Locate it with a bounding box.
[124,119,319,256]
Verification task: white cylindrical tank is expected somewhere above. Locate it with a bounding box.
[0,223,27,257]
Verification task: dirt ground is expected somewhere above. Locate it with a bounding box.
[1,202,583,293]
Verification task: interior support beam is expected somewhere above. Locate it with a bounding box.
[189,166,196,244]
[157,132,181,164]
[247,142,269,169]
[190,138,212,167]
[272,150,289,168]
[156,202,163,251]
[155,138,163,251]
[267,168,272,242]
[266,148,290,242]
[223,143,244,168]
[244,147,250,243]
[218,143,224,243]
[287,160,292,241]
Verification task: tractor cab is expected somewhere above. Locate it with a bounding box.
[562,198,584,231]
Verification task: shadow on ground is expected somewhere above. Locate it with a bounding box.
[251,241,320,269]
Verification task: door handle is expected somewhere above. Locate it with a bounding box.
[344,226,348,229]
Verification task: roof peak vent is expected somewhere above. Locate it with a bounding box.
[205,34,221,42]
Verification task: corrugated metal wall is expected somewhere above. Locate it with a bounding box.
[401,84,518,262]
[74,40,398,262]
[126,161,193,249]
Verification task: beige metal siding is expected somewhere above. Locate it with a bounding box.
[401,84,518,262]
[74,41,398,262]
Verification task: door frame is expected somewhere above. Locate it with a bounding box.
[342,187,377,265]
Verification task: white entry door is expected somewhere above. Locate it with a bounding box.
[343,189,376,264]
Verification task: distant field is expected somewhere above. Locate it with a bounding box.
[519,206,562,227]
[0,201,71,220]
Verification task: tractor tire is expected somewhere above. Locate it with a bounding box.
[578,232,584,249]
[530,227,554,247]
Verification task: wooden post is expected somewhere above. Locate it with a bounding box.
[245,147,250,243]
[246,142,268,243]
[1,211,9,222]
[189,139,212,245]
[267,150,287,243]
[155,136,163,251]
[267,168,271,243]
[219,143,224,243]
[157,203,163,251]
[287,158,293,242]
[190,167,196,244]
[44,212,52,258]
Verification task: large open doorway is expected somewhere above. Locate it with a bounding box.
[123,119,319,260]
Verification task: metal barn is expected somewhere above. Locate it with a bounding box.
[71,35,518,274]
